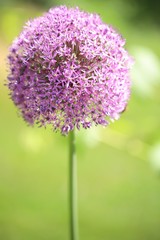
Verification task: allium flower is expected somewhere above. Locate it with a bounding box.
[7,6,133,135]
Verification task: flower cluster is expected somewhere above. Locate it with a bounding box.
[7,6,133,135]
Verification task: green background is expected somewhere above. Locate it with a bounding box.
[1,0,160,239]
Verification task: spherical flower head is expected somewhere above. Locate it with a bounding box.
[7,6,133,135]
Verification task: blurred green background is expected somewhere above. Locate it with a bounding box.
[1,0,160,239]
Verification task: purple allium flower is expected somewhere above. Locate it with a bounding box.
[7,6,133,135]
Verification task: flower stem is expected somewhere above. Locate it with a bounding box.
[69,129,78,240]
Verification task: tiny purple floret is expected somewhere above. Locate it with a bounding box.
[7,6,133,135]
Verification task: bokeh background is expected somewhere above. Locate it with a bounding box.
[1,0,160,239]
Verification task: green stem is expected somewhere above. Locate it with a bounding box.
[69,129,78,240]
